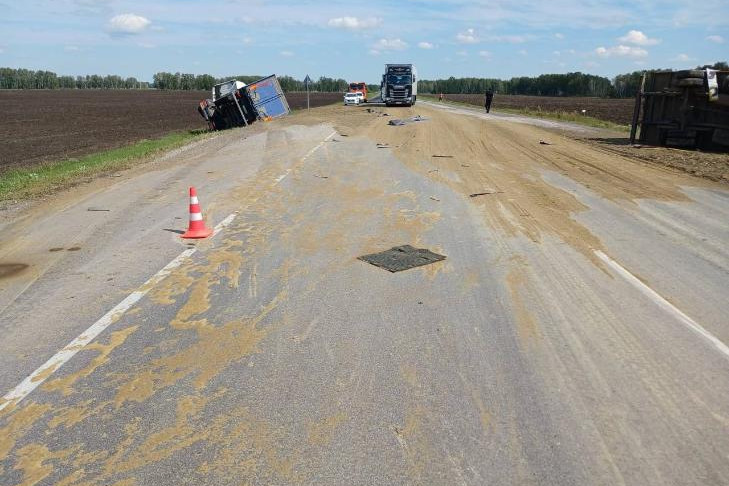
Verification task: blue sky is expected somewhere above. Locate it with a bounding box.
[1,0,728,83]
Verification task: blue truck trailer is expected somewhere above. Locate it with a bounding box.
[197,75,290,130]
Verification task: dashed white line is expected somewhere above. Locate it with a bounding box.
[1,131,340,412]
[594,250,729,360]
[273,130,337,185]
[0,213,237,412]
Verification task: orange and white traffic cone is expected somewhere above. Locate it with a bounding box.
[181,186,213,239]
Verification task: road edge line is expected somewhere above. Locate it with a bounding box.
[594,250,729,360]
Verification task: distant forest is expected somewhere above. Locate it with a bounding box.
[1,62,727,98]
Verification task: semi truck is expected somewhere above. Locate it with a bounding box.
[348,81,368,102]
[631,68,729,151]
[197,74,290,131]
[381,64,417,107]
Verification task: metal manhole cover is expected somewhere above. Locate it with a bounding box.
[358,245,446,273]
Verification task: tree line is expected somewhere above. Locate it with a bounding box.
[151,72,349,92]
[421,61,728,98]
[2,62,726,97]
[0,68,149,89]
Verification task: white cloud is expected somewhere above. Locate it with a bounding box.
[672,53,695,62]
[138,42,156,49]
[107,13,151,35]
[456,28,478,44]
[418,41,434,49]
[518,49,527,55]
[478,50,492,58]
[707,35,724,43]
[456,50,468,57]
[618,30,659,46]
[368,49,380,56]
[64,45,79,51]
[327,16,382,30]
[372,38,407,51]
[488,34,534,44]
[555,33,565,39]
[595,45,648,58]
[584,61,599,68]
[280,50,294,57]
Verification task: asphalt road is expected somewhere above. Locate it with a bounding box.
[1,102,728,485]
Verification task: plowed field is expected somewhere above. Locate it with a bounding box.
[0,90,341,173]
[440,94,635,125]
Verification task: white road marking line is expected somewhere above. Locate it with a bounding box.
[273,131,337,185]
[594,250,729,360]
[0,212,238,412]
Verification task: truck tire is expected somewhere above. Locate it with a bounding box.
[676,69,704,79]
[677,78,705,88]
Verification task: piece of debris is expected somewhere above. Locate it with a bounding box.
[429,196,441,201]
[376,143,390,148]
[428,169,439,173]
[388,119,407,126]
[87,207,111,212]
[469,190,502,197]
[460,164,470,167]
[313,174,329,179]
[539,140,551,145]
[329,139,341,142]
[432,155,454,158]
[411,115,427,122]
[358,245,446,273]
[340,134,349,137]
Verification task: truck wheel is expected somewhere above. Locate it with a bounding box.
[677,78,704,88]
[676,70,705,79]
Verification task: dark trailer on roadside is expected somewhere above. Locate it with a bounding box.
[631,68,729,151]
[197,75,290,131]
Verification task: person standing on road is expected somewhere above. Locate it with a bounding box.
[484,89,494,113]
[439,92,444,102]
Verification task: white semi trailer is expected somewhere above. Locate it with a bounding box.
[381,64,417,107]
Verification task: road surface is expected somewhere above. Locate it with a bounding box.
[1,102,728,485]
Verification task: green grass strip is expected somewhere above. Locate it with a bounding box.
[0,130,209,201]
[421,95,630,132]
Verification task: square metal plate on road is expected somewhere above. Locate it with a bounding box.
[358,245,446,273]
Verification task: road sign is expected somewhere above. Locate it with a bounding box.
[304,75,311,111]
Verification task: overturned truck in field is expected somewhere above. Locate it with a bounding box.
[631,69,729,151]
[197,75,290,130]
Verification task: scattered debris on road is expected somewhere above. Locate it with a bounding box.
[0,263,29,278]
[539,140,552,145]
[469,190,503,197]
[313,174,329,179]
[429,196,441,201]
[461,164,470,167]
[376,143,390,148]
[358,245,446,273]
[87,207,111,212]
[388,115,428,126]
[432,155,454,158]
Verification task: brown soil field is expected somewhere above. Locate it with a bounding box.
[0,90,341,174]
[440,94,635,125]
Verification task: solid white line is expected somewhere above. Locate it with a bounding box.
[273,130,337,185]
[594,250,729,360]
[0,212,237,412]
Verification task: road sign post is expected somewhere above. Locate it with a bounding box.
[304,75,311,111]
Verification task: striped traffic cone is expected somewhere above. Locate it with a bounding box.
[181,186,213,239]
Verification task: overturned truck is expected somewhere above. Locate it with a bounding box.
[197,75,290,130]
[631,69,729,151]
